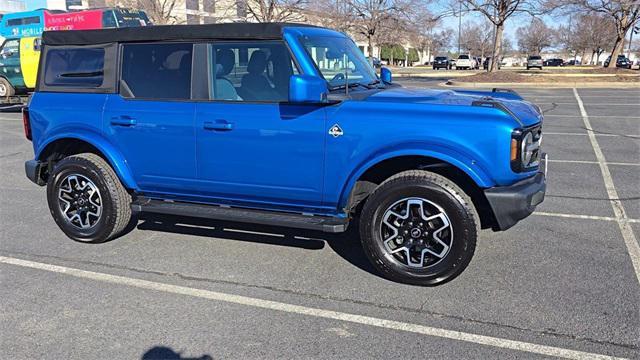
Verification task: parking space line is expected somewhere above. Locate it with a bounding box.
[545,132,640,138]
[533,211,640,223]
[537,103,640,106]
[549,159,640,167]
[543,115,640,119]
[0,255,627,360]
[574,88,640,285]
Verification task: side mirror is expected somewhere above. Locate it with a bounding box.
[289,75,328,103]
[380,67,392,84]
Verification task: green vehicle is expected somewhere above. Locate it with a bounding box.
[0,37,26,96]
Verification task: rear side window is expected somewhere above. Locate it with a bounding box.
[121,43,193,100]
[7,16,40,26]
[38,44,116,93]
[44,48,105,87]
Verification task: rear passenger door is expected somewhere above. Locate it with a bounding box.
[193,41,326,211]
[103,42,198,195]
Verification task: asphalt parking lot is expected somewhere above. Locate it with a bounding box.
[1,87,639,359]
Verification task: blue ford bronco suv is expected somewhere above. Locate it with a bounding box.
[24,23,546,285]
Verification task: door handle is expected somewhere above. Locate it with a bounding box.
[110,116,136,127]
[203,120,233,131]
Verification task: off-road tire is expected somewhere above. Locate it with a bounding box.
[359,170,479,286]
[47,153,131,243]
[0,77,15,97]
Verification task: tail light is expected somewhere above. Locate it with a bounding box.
[22,107,32,141]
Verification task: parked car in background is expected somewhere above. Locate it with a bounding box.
[455,54,475,70]
[432,56,451,70]
[567,59,581,66]
[604,55,632,69]
[24,23,546,286]
[527,55,543,70]
[543,58,564,67]
[483,57,501,70]
[449,59,456,68]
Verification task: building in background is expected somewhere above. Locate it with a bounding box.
[0,0,26,15]
[78,0,246,24]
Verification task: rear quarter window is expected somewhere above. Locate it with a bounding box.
[44,48,104,87]
[38,44,116,93]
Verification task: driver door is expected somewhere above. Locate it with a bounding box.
[194,41,327,211]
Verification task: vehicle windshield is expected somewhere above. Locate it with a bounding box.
[301,35,378,89]
[529,56,541,60]
[458,55,469,59]
[114,9,151,27]
[435,56,447,60]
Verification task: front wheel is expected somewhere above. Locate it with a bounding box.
[359,170,479,286]
[47,153,132,243]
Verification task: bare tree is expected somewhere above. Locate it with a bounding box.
[551,0,640,67]
[456,0,544,72]
[515,17,555,55]
[347,0,416,61]
[306,0,353,32]
[460,20,494,58]
[404,6,445,63]
[240,0,307,22]
[556,13,617,64]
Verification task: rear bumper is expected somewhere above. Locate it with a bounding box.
[25,160,46,186]
[484,171,546,231]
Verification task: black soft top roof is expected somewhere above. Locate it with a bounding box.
[42,22,319,46]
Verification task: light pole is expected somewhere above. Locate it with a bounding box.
[457,1,462,55]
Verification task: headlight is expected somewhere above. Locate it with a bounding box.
[511,126,542,172]
[521,132,534,165]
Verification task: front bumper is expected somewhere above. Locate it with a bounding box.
[484,157,547,231]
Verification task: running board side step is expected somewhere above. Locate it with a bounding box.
[131,197,349,233]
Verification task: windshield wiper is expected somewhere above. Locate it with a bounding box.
[366,79,384,88]
[329,82,368,91]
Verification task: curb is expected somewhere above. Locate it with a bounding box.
[444,80,640,88]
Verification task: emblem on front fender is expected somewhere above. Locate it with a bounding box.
[329,124,344,138]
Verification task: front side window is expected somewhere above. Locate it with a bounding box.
[121,43,193,100]
[208,41,297,102]
[43,47,104,87]
[301,36,377,90]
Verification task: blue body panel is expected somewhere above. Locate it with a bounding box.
[27,26,543,218]
[193,102,327,211]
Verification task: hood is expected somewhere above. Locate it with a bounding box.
[365,87,542,127]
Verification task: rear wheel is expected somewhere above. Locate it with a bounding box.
[47,153,131,243]
[0,78,15,97]
[359,170,479,286]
